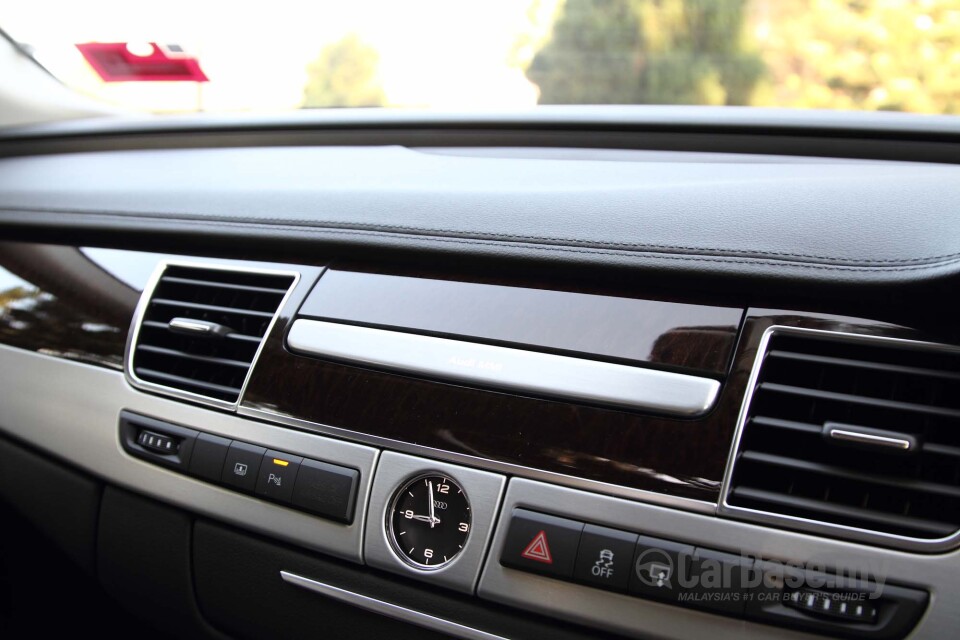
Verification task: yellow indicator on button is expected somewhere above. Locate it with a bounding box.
[272,458,290,467]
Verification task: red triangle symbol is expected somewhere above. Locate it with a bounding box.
[521,530,553,564]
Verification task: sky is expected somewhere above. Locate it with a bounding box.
[1,0,555,113]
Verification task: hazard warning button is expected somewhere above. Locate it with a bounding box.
[500,509,584,579]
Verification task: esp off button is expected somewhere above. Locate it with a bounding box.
[572,524,638,592]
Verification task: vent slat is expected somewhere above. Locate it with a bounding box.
[730,487,956,538]
[136,344,251,369]
[150,298,275,320]
[160,275,290,295]
[760,382,960,420]
[923,442,960,459]
[750,415,822,435]
[739,450,960,500]
[134,367,244,397]
[728,331,960,543]
[131,266,294,404]
[767,349,960,383]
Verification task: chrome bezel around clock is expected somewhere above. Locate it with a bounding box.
[363,451,506,594]
[387,472,472,571]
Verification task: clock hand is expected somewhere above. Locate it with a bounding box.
[410,514,440,524]
[428,480,437,529]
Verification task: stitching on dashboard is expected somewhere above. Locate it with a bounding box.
[2,204,958,266]
[6,208,960,274]
[186,220,960,265]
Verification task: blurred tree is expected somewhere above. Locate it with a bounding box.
[509,0,563,71]
[303,34,386,108]
[753,0,960,114]
[526,0,764,105]
[525,0,641,103]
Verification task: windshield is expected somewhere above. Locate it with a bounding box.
[3,0,959,115]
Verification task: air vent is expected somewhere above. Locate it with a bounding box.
[724,328,960,546]
[129,264,296,406]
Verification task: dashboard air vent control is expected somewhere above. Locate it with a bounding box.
[128,264,296,406]
[724,328,960,545]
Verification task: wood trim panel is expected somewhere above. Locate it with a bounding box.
[300,268,743,375]
[243,299,909,501]
[0,242,917,503]
[0,243,138,369]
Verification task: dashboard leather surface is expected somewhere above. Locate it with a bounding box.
[2,146,960,290]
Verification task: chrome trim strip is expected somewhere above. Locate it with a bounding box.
[287,319,721,417]
[718,324,960,552]
[279,571,508,640]
[827,427,913,451]
[125,260,301,412]
[239,404,717,515]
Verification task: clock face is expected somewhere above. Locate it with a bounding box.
[388,474,471,569]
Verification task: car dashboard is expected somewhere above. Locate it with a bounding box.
[1,110,959,639]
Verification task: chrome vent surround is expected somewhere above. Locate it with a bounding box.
[127,263,297,408]
[721,326,960,551]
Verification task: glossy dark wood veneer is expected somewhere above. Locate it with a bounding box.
[0,243,136,369]
[300,269,743,375]
[0,241,919,502]
[245,283,910,502]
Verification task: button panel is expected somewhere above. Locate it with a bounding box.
[119,411,927,640]
[120,411,360,526]
[497,507,927,639]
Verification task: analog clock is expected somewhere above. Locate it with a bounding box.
[388,474,471,569]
